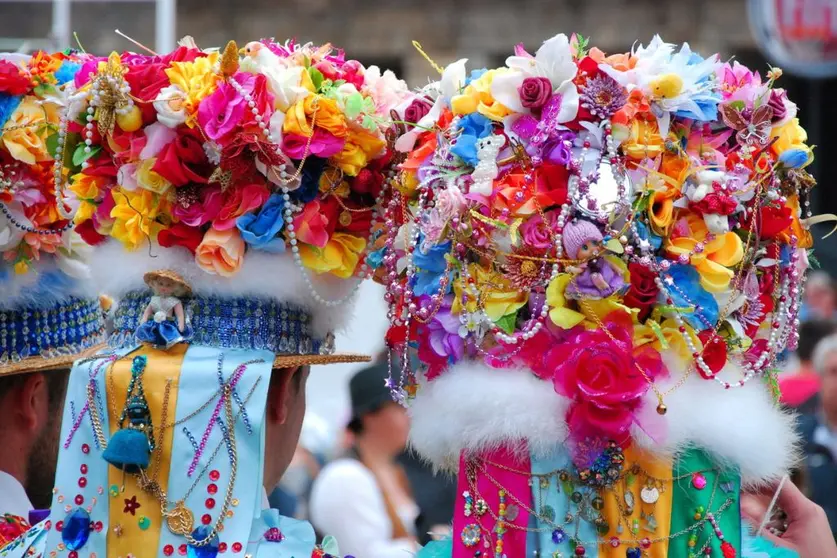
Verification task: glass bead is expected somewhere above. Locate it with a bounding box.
[60,507,91,551]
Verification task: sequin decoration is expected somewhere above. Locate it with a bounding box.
[460,523,480,547]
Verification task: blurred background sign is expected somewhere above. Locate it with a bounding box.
[749,0,837,77]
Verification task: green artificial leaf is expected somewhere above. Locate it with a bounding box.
[308,67,324,92]
[362,115,377,131]
[72,142,101,167]
[495,312,517,335]
[345,92,364,120]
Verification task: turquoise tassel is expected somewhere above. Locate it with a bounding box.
[416,539,453,558]
[102,428,150,473]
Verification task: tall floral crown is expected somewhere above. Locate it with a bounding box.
[378,34,812,557]
[58,38,419,358]
[0,50,104,375]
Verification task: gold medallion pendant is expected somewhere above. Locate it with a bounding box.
[166,501,195,536]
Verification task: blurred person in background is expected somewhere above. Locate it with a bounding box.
[397,449,456,544]
[309,363,419,557]
[797,334,837,539]
[269,413,332,519]
[801,271,837,321]
[780,319,837,413]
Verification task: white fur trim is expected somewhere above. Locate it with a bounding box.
[408,360,569,471]
[0,261,98,310]
[89,241,358,336]
[408,354,798,485]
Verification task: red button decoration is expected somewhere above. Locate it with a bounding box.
[163,545,174,556]
[178,544,187,555]
[218,543,228,553]
[94,521,103,532]
[69,552,78,558]
[56,521,63,532]
[81,444,90,454]
[641,537,652,549]
[205,498,216,509]
[207,484,218,495]
[692,473,708,490]
[202,514,211,525]
[609,537,620,547]
[80,464,88,474]
[232,542,242,553]
[209,470,220,481]
[75,495,84,506]
[78,477,87,488]
[575,545,586,556]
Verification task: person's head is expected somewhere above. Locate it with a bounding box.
[812,334,837,425]
[0,369,70,508]
[797,320,837,365]
[263,365,310,494]
[347,364,410,457]
[805,271,837,319]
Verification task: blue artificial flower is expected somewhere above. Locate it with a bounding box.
[636,221,663,251]
[465,68,487,86]
[411,236,452,296]
[662,264,719,330]
[55,61,81,86]
[778,148,811,169]
[450,113,494,166]
[292,156,327,203]
[236,193,286,252]
[0,93,22,129]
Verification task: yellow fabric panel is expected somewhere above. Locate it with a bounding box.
[598,446,673,557]
[106,345,187,558]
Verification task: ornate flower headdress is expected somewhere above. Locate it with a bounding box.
[377,34,814,558]
[0,50,105,376]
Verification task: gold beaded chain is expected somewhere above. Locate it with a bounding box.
[86,358,262,547]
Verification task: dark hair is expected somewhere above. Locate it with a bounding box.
[0,369,69,406]
[797,320,837,362]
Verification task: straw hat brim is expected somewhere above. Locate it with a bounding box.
[272,352,371,368]
[0,343,108,377]
[143,270,192,297]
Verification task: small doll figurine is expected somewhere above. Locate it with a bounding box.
[135,269,194,349]
[563,219,625,299]
[470,134,505,196]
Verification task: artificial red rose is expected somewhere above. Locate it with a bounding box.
[518,77,552,110]
[697,330,727,379]
[152,128,211,186]
[759,204,793,240]
[404,99,431,127]
[546,311,667,444]
[0,61,31,95]
[623,263,659,321]
[689,192,737,216]
[74,219,106,246]
[335,196,375,234]
[534,163,569,208]
[341,60,366,90]
[158,222,205,254]
[214,183,270,230]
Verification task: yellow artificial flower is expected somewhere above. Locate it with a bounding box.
[319,168,350,197]
[452,263,528,322]
[284,95,348,138]
[2,98,58,164]
[665,212,743,292]
[331,128,386,177]
[110,188,170,250]
[545,274,586,329]
[298,232,366,278]
[164,53,220,123]
[69,172,107,200]
[451,69,514,121]
[634,317,699,361]
[771,118,814,166]
[75,201,96,224]
[135,158,172,194]
[620,117,665,161]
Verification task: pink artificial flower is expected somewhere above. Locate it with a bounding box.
[543,311,667,449]
[173,185,223,227]
[283,129,346,159]
[199,79,247,142]
[140,122,177,159]
[720,62,764,105]
[293,200,332,248]
[520,211,557,250]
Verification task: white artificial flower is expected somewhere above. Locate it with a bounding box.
[491,33,579,120]
[261,65,310,112]
[153,84,188,128]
